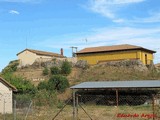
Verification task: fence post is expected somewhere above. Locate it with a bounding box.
[76,94,79,120]
[72,89,76,120]
[116,89,119,107]
[13,100,16,120]
[24,100,32,120]
[3,99,5,120]
[152,94,155,120]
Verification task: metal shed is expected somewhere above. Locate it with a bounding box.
[70,80,160,120]
[71,80,160,89]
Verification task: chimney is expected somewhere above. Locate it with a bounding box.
[60,48,63,56]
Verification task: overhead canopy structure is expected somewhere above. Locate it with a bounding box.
[71,80,160,120]
[71,80,160,89]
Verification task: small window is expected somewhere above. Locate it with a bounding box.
[145,54,147,65]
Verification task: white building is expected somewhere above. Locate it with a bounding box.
[0,77,17,114]
[17,48,65,67]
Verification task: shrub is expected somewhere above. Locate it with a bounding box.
[57,100,64,108]
[37,81,48,90]
[34,89,57,107]
[43,67,49,75]
[48,75,69,92]
[2,73,36,94]
[2,60,19,74]
[15,94,32,103]
[61,60,72,75]
[50,66,61,75]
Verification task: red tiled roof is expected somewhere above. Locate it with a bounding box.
[0,77,17,91]
[17,49,65,58]
[76,44,156,54]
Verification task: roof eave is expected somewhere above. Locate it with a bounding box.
[0,77,17,91]
[76,48,156,54]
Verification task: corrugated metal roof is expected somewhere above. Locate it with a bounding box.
[76,44,156,54]
[70,80,160,89]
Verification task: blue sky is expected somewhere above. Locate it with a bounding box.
[0,0,160,71]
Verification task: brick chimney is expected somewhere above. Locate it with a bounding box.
[60,48,63,56]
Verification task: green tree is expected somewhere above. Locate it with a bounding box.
[61,60,72,75]
[48,75,69,92]
[2,73,36,94]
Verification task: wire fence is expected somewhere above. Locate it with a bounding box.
[73,94,160,120]
[0,92,160,120]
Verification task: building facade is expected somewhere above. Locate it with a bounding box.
[0,77,17,114]
[17,48,65,67]
[76,44,156,65]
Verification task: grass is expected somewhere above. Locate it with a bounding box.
[1,104,159,120]
[75,65,160,84]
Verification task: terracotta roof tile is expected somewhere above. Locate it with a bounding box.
[76,44,156,54]
[17,49,65,58]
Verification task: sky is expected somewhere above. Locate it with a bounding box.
[0,0,160,72]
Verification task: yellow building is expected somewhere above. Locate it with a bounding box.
[76,44,156,65]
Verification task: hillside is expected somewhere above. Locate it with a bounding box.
[70,60,160,85]
[13,60,160,87]
[1,59,160,87]
[155,63,160,68]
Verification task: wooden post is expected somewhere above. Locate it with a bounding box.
[152,94,155,120]
[76,94,79,120]
[13,100,17,120]
[116,89,119,107]
[73,90,76,120]
[3,99,5,120]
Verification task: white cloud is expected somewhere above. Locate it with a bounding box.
[9,10,20,15]
[86,0,160,24]
[36,26,160,63]
[107,0,145,4]
[37,27,159,50]
[87,0,145,22]
[131,12,160,23]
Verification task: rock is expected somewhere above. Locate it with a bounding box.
[75,60,89,69]
[100,59,148,72]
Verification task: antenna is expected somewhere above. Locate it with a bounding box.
[26,36,28,49]
[25,29,30,49]
[85,38,88,43]
[82,38,88,43]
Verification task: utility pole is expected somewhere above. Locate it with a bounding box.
[70,46,78,57]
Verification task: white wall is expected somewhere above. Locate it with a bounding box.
[18,50,37,67]
[0,82,13,114]
[18,50,54,67]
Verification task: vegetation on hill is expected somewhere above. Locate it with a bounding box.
[1,59,160,108]
[1,59,160,119]
[71,60,160,85]
[1,60,19,74]
[0,60,71,107]
[38,75,69,92]
[61,60,72,75]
